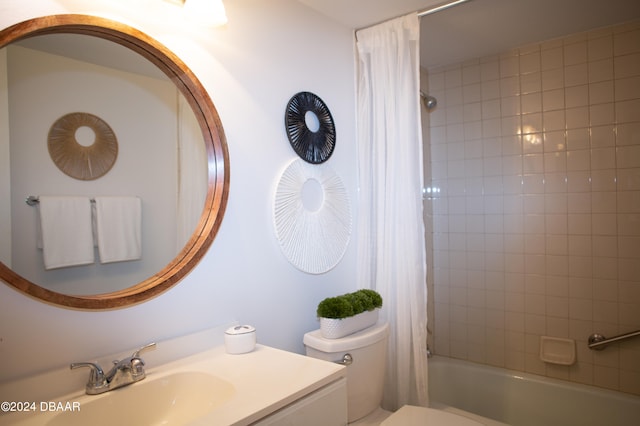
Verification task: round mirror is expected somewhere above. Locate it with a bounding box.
[0,15,229,309]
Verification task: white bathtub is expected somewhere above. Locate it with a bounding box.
[428,356,640,426]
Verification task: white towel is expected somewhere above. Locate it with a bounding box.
[95,196,142,264]
[38,196,95,270]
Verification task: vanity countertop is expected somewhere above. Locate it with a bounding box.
[156,343,346,425]
[0,328,346,426]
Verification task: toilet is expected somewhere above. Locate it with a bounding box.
[303,322,389,424]
[380,405,485,425]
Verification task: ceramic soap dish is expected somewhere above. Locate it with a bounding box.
[539,336,576,365]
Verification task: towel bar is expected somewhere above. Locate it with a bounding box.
[26,196,96,206]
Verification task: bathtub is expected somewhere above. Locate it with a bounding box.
[428,356,640,426]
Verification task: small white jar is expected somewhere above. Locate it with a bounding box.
[224,325,256,354]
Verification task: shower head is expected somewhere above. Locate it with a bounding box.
[420,91,437,111]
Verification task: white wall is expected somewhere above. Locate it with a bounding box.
[0,0,357,382]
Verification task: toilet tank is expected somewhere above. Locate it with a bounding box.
[304,322,389,423]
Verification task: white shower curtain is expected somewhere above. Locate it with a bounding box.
[355,13,428,410]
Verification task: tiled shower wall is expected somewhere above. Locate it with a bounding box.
[426,20,640,395]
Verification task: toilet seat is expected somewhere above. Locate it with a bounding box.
[381,405,484,426]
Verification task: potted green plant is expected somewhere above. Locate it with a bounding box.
[316,289,383,338]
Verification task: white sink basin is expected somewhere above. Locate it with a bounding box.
[47,371,234,426]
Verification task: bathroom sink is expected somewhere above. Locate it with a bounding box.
[47,371,235,426]
[1,327,346,426]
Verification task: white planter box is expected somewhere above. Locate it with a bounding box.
[320,309,379,339]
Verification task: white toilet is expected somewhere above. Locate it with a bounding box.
[380,405,485,426]
[303,322,389,424]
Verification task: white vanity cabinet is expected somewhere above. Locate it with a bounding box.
[253,378,347,426]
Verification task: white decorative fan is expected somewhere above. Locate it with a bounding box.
[273,159,351,274]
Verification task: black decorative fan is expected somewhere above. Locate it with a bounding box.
[285,92,336,164]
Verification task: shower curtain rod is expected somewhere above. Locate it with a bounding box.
[417,0,473,18]
[356,0,473,32]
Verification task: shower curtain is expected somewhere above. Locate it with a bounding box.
[355,13,428,410]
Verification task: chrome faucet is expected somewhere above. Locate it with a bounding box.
[71,343,156,395]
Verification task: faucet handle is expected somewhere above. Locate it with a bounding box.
[130,357,146,377]
[131,342,156,358]
[70,362,105,387]
[128,343,155,379]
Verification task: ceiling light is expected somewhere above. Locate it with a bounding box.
[183,0,227,27]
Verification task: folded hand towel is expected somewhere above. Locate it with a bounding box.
[95,196,142,264]
[38,196,95,270]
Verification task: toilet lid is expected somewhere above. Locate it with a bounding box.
[303,322,389,352]
[381,406,484,426]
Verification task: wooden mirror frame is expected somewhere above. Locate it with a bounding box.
[0,14,229,309]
